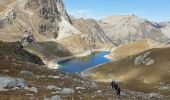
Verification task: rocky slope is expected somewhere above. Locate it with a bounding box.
[0,41,97,100]
[99,15,168,45]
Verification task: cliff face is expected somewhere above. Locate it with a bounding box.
[24,0,72,39]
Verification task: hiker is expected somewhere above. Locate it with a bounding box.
[116,86,121,96]
[111,81,118,90]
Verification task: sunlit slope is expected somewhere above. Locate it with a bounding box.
[108,39,164,60]
[87,46,170,84]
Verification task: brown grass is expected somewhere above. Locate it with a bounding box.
[109,39,160,60]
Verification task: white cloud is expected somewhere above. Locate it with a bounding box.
[67,9,101,19]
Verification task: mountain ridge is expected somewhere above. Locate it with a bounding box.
[98,15,169,45]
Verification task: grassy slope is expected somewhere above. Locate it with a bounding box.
[109,39,162,60]
[87,46,170,95]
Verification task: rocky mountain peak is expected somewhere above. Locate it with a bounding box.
[24,0,71,23]
[0,0,79,41]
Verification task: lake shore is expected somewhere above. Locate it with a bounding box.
[47,49,111,70]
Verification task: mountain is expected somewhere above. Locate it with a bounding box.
[99,15,168,45]
[0,0,82,68]
[0,0,80,42]
[0,0,114,68]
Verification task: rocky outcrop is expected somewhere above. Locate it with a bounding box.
[0,76,27,91]
[99,15,168,45]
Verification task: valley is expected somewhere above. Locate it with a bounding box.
[0,0,170,100]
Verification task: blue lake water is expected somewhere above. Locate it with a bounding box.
[58,51,111,74]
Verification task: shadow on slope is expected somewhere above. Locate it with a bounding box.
[24,41,73,67]
[0,40,44,65]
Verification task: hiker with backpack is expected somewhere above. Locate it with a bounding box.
[111,80,121,97]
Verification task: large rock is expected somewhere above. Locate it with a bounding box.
[0,76,27,91]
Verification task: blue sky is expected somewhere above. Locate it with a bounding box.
[63,0,170,22]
